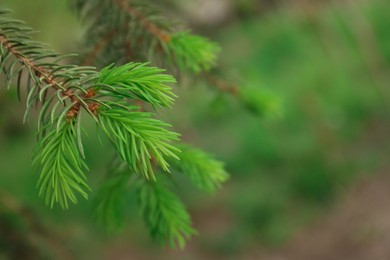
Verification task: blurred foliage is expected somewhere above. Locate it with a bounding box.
[0,0,390,258]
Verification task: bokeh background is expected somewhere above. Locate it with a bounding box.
[1,0,390,259]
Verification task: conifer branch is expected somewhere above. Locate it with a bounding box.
[73,0,279,118]
[171,144,229,193]
[0,34,81,105]
[205,73,240,96]
[98,106,180,180]
[110,0,220,72]
[81,30,117,66]
[96,62,177,108]
[93,160,131,231]
[0,15,99,124]
[33,121,90,209]
[114,0,171,43]
[0,10,182,209]
[138,179,196,249]
[0,6,232,249]
[204,72,282,117]
[74,0,220,73]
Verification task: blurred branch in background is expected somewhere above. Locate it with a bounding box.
[0,190,73,259]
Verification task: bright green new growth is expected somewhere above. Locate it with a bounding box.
[98,106,181,180]
[73,0,220,74]
[138,180,197,249]
[33,121,90,209]
[165,32,221,73]
[171,144,229,192]
[97,63,177,108]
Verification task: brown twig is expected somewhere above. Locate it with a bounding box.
[0,190,73,259]
[0,34,98,119]
[204,73,240,96]
[114,0,171,43]
[81,30,118,66]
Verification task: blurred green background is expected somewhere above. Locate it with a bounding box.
[1,0,390,259]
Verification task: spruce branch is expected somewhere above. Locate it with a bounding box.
[205,73,240,96]
[72,1,280,118]
[93,160,131,231]
[165,31,221,73]
[0,10,182,208]
[33,121,90,209]
[81,30,117,66]
[74,0,220,73]
[98,106,180,180]
[0,6,233,249]
[205,74,282,117]
[113,0,171,43]
[170,144,229,193]
[0,14,99,126]
[138,179,196,249]
[112,0,220,72]
[96,62,177,108]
